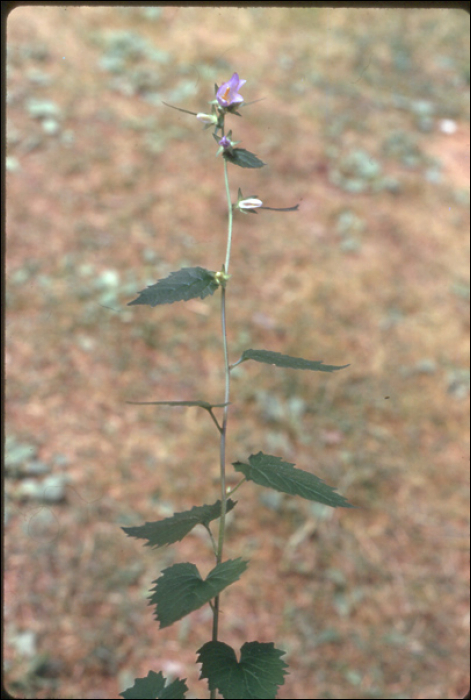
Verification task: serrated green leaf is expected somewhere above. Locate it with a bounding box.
[197,641,288,699]
[126,400,229,410]
[150,559,248,628]
[239,349,349,372]
[122,499,237,549]
[223,148,266,169]
[233,452,353,508]
[120,670,188,699]
[128,267,219,307]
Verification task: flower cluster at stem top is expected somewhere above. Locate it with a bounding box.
[193,73,298,215]
[196,73,246,137]
[196,73,262,211]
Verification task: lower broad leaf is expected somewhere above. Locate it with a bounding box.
[150,559,248,629]
[120,670,188,699]
[197,640,288,699]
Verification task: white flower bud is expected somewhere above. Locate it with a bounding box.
[196,113,218,125]
[238,198,263,209]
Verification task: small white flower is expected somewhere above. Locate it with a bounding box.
[238,197,263,210]
[234,188,263,214]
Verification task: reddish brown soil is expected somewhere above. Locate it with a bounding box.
[5,7,470,700]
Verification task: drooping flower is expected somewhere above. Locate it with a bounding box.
[234,188,263,214]
[216,73,246,108]
[238,197,263,210]
[233,188,298,214]
[196,104,225,133]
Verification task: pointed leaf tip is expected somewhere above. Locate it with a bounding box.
[233,451,354,508]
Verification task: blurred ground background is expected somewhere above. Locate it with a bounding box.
[5,6,470,700]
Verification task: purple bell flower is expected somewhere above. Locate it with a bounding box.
[216,73,246,108]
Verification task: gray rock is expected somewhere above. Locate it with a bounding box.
[22,460,51,477]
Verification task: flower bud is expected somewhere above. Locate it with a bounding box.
[218,135,232,150]
[214,130,240,157]
[238,197,263,210]
[196,112,218,125]
[234,188,263,214]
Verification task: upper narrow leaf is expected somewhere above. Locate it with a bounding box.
[150,558,248,628]
[223,148,266,169]
[122,499,237,549]
[120,670,188,699]
[233,452,353,508]
[197,640,288,699]
[239,349,349,372]
[126,400,229,410]
[128,267,219,307]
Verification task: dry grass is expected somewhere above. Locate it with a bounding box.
[5,6,470,699]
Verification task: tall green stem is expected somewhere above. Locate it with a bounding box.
[217,285,230,564]
[211,159,233,675]
[224,159,233,274]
